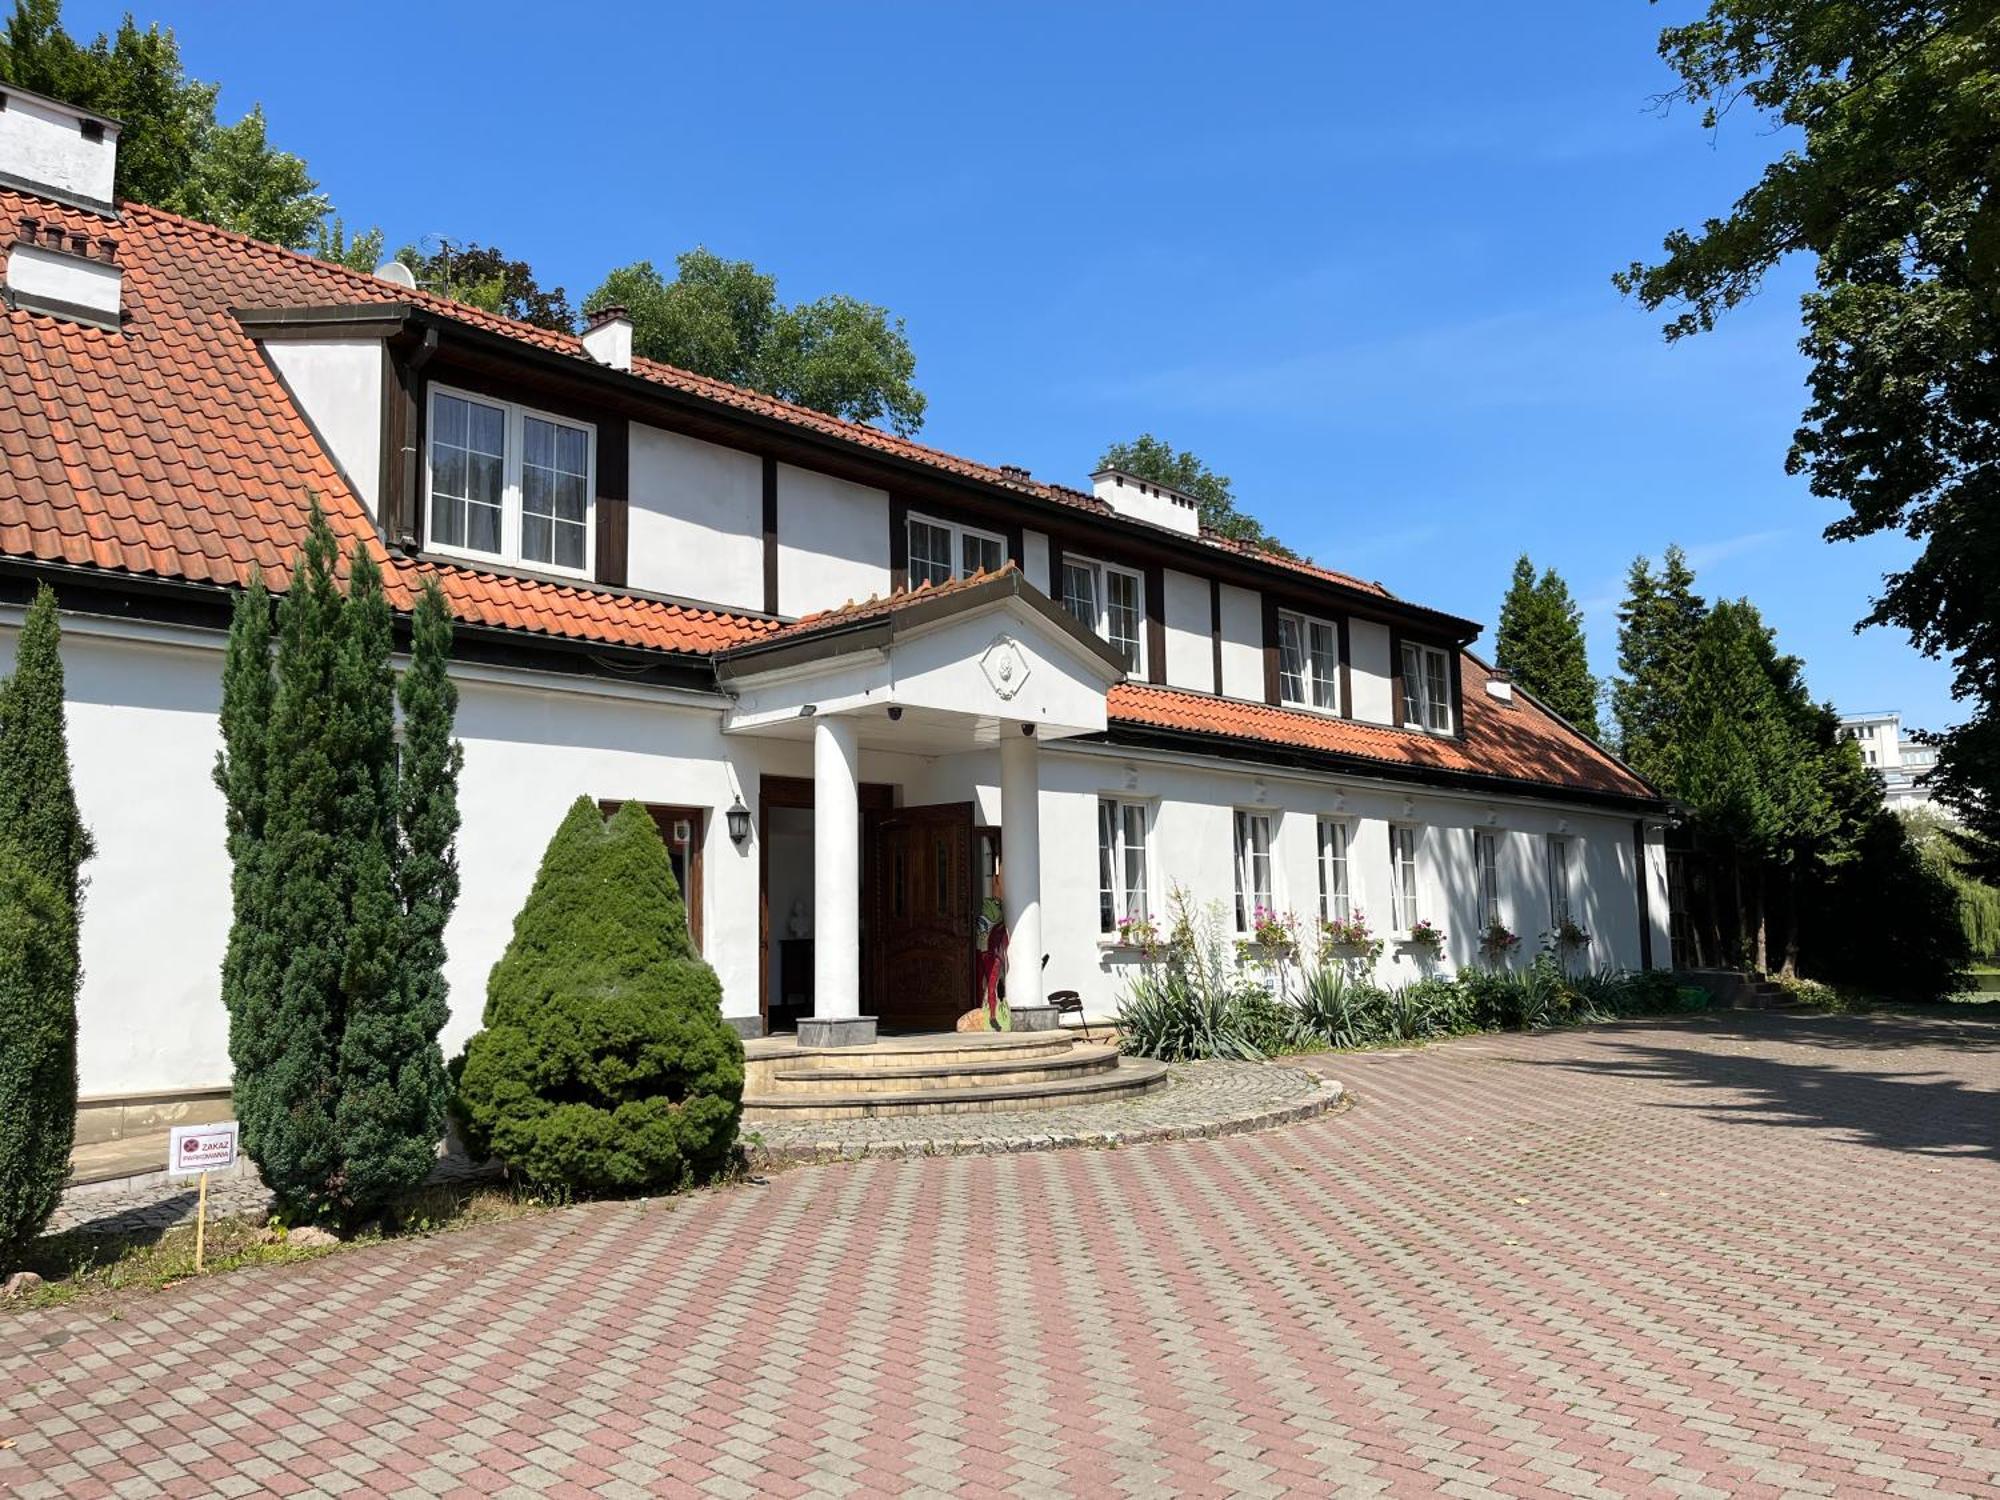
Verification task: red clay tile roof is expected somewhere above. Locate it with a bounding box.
[0,191,778,656]
[738,564,1021,646]
[1107,660,1655,802]
[0,187,1646,800]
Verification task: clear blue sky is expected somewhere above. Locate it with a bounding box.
[74,0,1958,731]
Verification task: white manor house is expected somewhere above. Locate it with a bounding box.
[0,88,1669,1122]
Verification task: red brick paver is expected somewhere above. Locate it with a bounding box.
[5,1009,1999,1497]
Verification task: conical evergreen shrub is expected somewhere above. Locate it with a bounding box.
[0,585,90,1253]
[456,798,744,1193]
[214,507,459,1227]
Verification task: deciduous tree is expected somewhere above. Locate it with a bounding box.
[1096,434,1295,557]
[0,0,328,246]
[591,249,927,435]
[1618,1,2000,873]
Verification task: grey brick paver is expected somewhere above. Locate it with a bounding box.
[6,1010,2000,1495]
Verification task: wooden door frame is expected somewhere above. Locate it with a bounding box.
[868,800,978,1030]
[757,773,896,1034]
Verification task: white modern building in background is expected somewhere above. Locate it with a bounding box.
[0,88,1670,1131]
[1839,711,1943,815]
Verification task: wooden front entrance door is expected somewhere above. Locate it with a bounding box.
[869,802,976,1031]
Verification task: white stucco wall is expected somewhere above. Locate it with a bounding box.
[25,611,1662,1099]
[776,464,890,616]
[627,423,763,610]
[1348,617,1394,724]
[1217,583,1264,700]
[264,340,385,518]
[1021,529,1051,595]
[1162,568,1214,693]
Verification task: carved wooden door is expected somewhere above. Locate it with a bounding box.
[869,802,976,1031]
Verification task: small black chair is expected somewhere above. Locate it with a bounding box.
[1042,953,1091,1041]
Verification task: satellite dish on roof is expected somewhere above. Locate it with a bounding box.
[373,259,417,289]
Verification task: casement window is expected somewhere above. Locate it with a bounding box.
[597,801,703,951]
[1097,798,1150,934]
[1062,556,1145,672]
[1389,824,1420,930]
[1400,641,1454,733]
[1546,835,1573,929]
[1473,830,1501,927]
[428,385,594,576]
[1279,611,1340,713]
[1233,810,1275,932]
[1317,818,1351,923]
[907,511,1006,589]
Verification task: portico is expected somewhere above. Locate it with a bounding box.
[715,568,1126,1043]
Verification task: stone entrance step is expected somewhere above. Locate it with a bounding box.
[766,1043,1122,1094]
[741,1055,1169,1121]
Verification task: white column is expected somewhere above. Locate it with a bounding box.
[1000,727,1043,1008]
[813,715,862,1021]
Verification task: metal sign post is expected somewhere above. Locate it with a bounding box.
[167,1123,239,1273]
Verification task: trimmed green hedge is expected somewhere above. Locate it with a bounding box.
[455,798,743,1193]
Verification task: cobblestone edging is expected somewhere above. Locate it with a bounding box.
[745,1059,1345,1164]
[46,1062,1343,1236]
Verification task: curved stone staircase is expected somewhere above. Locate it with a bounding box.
[742,1030,1167,1122]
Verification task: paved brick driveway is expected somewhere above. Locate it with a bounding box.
[5,1009,1999,1498]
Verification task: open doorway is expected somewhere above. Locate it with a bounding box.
[757,774,895,1034]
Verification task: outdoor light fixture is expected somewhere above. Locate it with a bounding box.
[726,795,751,847]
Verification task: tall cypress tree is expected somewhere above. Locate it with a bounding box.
[214,573,274,1075]
[1495,554,1600,738]
[217,507,458,1226]
[0,585,90,1251]
[1613,546,1705,785]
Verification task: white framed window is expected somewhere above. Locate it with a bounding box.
[426,384,595,576]
[907,511,1006,589]
[1389,824,1420,931]
[1061,555,1145,673]
[1233,810,1274,932]
[1400,641,1453,733]
[1473,830,1501,927]
[1317,818,1351,923]
[1098,798,1149,934]
[1279,611,1340,713]
[1546,835,1573,929]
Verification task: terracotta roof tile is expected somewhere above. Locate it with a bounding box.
[1108,660,1654,802]
[0,188,1647,800]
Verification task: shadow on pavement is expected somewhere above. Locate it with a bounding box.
[1533,1015,2000,1160]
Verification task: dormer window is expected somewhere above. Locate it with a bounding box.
[1278,610,1339,713]
[907,511,1005,588]
[427,385,594,576]
[1061,555,1144,673]
[1401,640,1453,734]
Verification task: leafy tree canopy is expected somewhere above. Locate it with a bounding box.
[590,249,927,435]
[1095,434,1296,557]
[1617,1,2000,872]
[0,0,327,247]
[1495,553,1601,739]
[395,240,575,332]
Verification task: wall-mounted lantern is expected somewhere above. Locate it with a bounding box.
[726,795,752,847]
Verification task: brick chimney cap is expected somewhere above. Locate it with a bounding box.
[584,304,630,330]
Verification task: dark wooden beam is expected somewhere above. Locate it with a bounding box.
[762,457,779,614]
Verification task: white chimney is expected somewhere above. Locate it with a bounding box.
[1090,467,1202,537]
[581,303,633,371]
[6,214,121,328]
[1484,669,1515,704]
[0,85,121,216]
